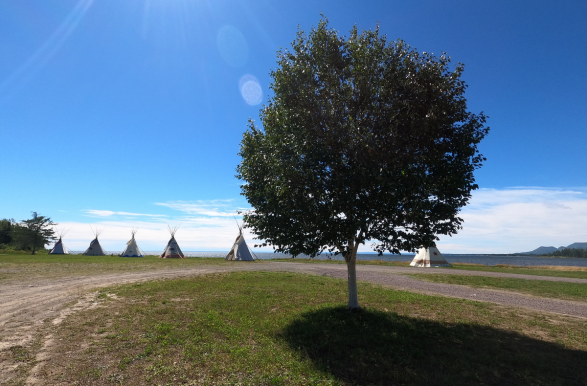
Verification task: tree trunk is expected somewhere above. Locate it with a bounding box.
[345,246,359,309]
[31,233,37,255]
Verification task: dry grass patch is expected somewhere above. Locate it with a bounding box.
[0,333,45,385]
[531,265,587,272]
[30,272,587,385]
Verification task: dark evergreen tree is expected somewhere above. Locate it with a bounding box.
[12,213,57,254]
[0,219,15,246]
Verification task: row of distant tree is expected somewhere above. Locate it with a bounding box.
[541,248,587,258]
[0,214,56,254]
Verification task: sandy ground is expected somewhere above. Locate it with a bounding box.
[1,262,587,384]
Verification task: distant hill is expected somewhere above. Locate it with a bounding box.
[521,246,559,255]
[520,242,587,255]
[566,242,587,250]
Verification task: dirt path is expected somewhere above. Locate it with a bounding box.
[1,262,587,384]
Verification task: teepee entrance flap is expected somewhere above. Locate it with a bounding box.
[120,228,144,257]
[49,228,71,254]
[225,221,256,261]
[83,226,106,256]
[160,225,185,259]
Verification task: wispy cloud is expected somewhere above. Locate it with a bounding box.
[68,189,587,255]
[465,187,586,207]
[434,187,587,254]
[65,200,255,251]
[84,210,167,218]
[155,200,247,218]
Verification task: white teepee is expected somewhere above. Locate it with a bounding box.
[160,225,185,259]
[49,229,70,254]
[410,246,451,267]
[225,222,256,261]
[83,227,106,256]
[120,229,144,257]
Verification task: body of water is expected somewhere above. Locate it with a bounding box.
[69,251,587,267]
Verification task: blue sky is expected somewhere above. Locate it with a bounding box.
[1,0,586,253]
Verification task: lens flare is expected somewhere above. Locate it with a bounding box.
[239,75,262,106]
[217,25,248,68]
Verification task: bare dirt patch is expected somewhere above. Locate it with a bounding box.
[0,266,236,384]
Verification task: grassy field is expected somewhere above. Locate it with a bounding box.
[409,273,587,302]
[3,251,587,282]
[31,272,587,386]
[3,252,587,284]
[0,252,225,265]
[0,253,229,283]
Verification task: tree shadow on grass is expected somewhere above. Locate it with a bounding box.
[279,307,587,386]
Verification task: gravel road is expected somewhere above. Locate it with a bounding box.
[1,262,586,384]
[289,264,587,318]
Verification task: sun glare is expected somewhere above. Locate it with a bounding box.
[0,0,94,102]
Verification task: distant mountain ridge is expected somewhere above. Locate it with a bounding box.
[520,242,587,255]
[566,242,587,250]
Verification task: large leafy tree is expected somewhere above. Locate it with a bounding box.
[13,213,57,254]
[237,18,488,309]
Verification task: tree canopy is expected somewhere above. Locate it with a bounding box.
[237,18,488,308]
[543,248,587,258]
[11,213,56,254]
[0,219,15,247]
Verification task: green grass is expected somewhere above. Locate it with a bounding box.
[0,253,230,283]
[38,272,587,386]
[409,273,587,302]
[0,249,51,255]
